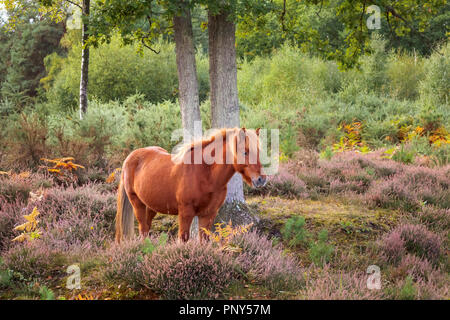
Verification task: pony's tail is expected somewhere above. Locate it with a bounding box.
[115,173,134,243]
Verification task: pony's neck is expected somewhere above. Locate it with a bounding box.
[209,132,237,188]
[210,162,236,188]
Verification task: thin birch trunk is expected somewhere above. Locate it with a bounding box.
[79,0,90,120]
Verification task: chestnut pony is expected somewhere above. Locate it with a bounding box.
[115,127,266,243]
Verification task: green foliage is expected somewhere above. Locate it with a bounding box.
[39,285,55,300]
[238,39,449,155]
[44,37,211,111]
[398,276,417,300]
[281,216,309,247]
[419,42,450,106]
[141,233,168,256]
[309,229,334,266]
[319,146,334,160]
[0,10,64,111]
[0,269,13,289]
[386,51,424,100]
[392,145,415,164]
[379,3,450,57]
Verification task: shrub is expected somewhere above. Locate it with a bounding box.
[103,238,148,288]
[379,229,406,264]
[2,242,67,281]
[380,224,442,264]
[47,100,127,167]
[396,254,433,281]
[45,37,209,111]
[231,231,304,292]
[420,43,450,105]
[281,216,309,247]
[365,165,449,211]
[387,271,449,300]
[309,229,334,267]
[142,240,238,299]
[246,165,308,198]
[32,184,116,250]
[0,177,31,203]
[0,198,25,252]
[366,176,418,211]
[116,100,183,156]
[360,34,389,94]
[386,52,424,100]
[392,145,415,164]
[396,276,417,300]
[3,112,48,169]
[416,206,450,232]
[299,266,383,300]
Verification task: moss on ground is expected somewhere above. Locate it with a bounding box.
[249,196,401,250]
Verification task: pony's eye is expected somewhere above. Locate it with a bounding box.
[244,151,249,156]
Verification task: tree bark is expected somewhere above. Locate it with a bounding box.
[79,0,90,120]
[173,6,202,238]
[174,8,202,141]
[208,11,257,226]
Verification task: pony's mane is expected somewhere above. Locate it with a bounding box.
[171,128,238,164]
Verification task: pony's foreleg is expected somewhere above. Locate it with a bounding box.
[198,215,216,243]
[128,193,150,239]
[199,190,226,243]
[178,205,195,242]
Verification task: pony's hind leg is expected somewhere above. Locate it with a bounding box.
[145,207,157,234]
[128,193,150,239]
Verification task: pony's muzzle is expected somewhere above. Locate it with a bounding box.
[252,175,267,188]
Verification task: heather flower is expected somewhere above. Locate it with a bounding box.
[299,265,384,300]
[380,229,406,263]
[381,224,442,264]
[0,198,26,252]
[397,254,433,281]
[2,241,67,280]
[246,164,308,198]
[142,240,238,299]
[232,231,304,292]
[416,206,450,232]
[28,183,116,250]
[103,237,149,288]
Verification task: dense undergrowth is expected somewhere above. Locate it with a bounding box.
[0,148,448,300]
[0,38,448,171]
[0,35,448,300]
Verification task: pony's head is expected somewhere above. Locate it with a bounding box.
[232,128,267,188]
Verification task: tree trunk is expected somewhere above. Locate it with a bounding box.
[79,0,90,120]
[173,7,202,238]
[174,8,201,140]
[208,11,257,227]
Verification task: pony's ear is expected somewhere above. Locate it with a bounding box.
[256,128,261,136]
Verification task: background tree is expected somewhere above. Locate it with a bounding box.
[1,0,92,118]
[236,0,447,68]
[0,2,64,111]
[78,0,89,119]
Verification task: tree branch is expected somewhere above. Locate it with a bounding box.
[315,0,324,19]
[360,0,366,32]
[65,0,82,10]
[141,38,160,54]
[280,0,286,32]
